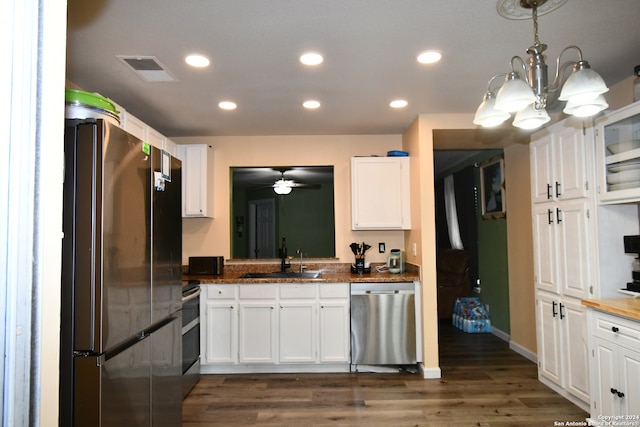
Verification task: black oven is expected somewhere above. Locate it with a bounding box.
[182,280,201,398]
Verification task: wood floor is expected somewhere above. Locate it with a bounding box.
[182,322,588,426]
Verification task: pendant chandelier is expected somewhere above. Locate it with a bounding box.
[473,0,609,130]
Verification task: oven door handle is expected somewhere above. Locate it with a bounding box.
[182,286,201,303]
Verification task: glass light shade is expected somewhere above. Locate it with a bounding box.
[513,104,550,130]
[563,94,608,118]
[558,67,609,104]
[473,93,511,127]
[494,73,537,113]
[273,179,293,195]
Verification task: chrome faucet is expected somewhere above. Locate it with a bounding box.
[296,248,305,273]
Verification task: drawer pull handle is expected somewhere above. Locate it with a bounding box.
[552,301,557,317]
[611,326,619,333]
[547,184,552,199]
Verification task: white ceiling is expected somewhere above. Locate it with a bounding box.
[66,0,640,139]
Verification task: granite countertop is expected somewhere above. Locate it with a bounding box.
[182,261,420,284]
[582,297,640,322]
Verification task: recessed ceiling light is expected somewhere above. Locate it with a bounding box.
[417,50,442,64]
[300,52,324,66]
[389,99,408,109]
[303,100,321,109]
[218,101,237,110]
[185,54,210,68]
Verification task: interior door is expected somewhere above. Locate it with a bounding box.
[248,198,275,258]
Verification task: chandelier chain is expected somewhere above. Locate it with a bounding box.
[532,1,540,46]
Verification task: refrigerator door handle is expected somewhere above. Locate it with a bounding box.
[73,122,101,352]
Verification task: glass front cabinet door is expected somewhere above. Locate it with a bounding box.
[596,101,640,204]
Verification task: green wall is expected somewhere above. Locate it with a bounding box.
[474,171,510,334]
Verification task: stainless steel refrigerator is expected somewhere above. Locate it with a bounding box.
[60,119,183,426]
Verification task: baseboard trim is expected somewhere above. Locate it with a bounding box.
[491,326,537,364]
[509,340,537,364]
[491,326,510,342]
[419,365,441,379]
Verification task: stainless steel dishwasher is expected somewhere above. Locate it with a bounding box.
[350,282,416,366]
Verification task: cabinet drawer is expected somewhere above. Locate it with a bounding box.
[319,283,349,299]
[280,284,317,299]
[206,285,237,300]
[593,310,640,349]
[239,284,277,299]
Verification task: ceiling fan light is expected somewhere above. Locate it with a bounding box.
[473,93,511,127]
[558,65,609,104]
[273,178,293,195]
[563,94,608,118]
[513,104,550,130]
[494,73,536,113]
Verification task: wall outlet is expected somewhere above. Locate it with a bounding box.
[378,242,385,253]
[412,243,417,257]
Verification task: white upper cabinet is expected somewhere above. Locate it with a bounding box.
[120,110,179,157]
[596,100,640,204]
[120,110,146,141]
[351,156,411,230]
[178,144,214,218]
[531,118,590,204]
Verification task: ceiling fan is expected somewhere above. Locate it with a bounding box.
[272,168,320,194]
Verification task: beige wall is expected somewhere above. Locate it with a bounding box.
[504,143,536,354]
[174,134,407,264]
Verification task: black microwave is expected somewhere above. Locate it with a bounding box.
[188,256,224,275]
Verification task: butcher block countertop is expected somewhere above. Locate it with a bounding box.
[183,261,420,284]
[582,297,640,322]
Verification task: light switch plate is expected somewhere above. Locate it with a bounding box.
[378,242,385,253]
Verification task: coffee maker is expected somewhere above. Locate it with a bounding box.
[388,249,404,274]
[624,235,640,293]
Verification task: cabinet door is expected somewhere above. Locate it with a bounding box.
[619,346,640,416]
[121,111,146,141]
[203,302,237,364]
[182,144,211,217]
[536,293,563,386]
[279,302,317,363]
[530,135,555,204]
[555,124,588,201]
[532,204,559,294]
[319,302,350,363]
[561,299,589,403]
[593,336,619,417]
[147,126,165,150]
[351,157,410,229]
[556,201,592,299]
[238,303,277,363]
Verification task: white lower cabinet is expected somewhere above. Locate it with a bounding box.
[319,283,350,363]
[536,292,590,408]
[200,282,350,373]
[239,302,277,363]
[588,309,640,419]
[279,302,316,363]
[201,285,238,364]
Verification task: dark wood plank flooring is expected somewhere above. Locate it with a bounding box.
[182,321,588,426]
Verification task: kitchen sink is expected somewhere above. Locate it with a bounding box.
[239,270,322,279]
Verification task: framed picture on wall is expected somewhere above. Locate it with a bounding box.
[480,156,505,219]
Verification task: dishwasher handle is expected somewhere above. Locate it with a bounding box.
[351,289,414,295]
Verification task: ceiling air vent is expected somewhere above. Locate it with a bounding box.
[116,55,178,82]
